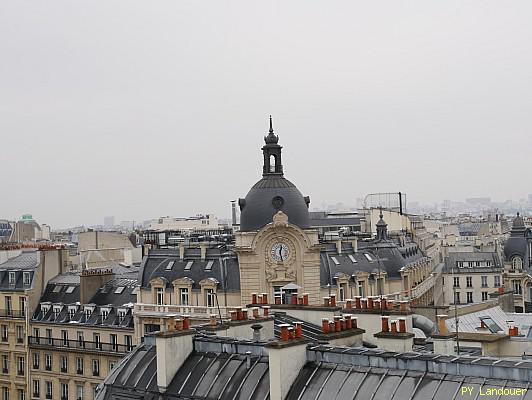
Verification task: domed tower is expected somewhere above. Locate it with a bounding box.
[504,213,531,270]
[238,116,310,232]
[235,117,321,306]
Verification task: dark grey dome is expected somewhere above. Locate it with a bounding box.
[239,176,310,232]
[504,213,530,263]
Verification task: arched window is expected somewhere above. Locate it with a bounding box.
[270,155,276,172]
[512,256,523,270]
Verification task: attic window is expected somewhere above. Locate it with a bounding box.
[65,286,75,294]
[165,261,175,271]
[114,287,125,294]
[185,261,193,271]
[205,260,214,271]
[23,272,31,285]
[348,254,357,263]
[52,286,62,293]
[364,253,374,262]
[479,316,502,333]
[330,256,340,265]
[8,272,15,285]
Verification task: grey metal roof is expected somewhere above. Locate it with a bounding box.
[0,250,38,290]
[287,346,532,400]
[97,344,270,400]
[239,175,310,232]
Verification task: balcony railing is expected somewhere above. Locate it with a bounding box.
[410,273,435,299]
[28,336,134,355]
[0,309,25,318]
[134,303,232,318]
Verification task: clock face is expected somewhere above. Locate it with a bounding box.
[271,242,290,262]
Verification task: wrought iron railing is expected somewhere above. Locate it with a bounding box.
[28,336,134,354]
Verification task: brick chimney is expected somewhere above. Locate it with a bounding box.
[80,268,114,304]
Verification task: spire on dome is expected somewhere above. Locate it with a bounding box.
[264,115,279,145]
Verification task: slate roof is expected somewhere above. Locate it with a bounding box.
[139,247,240,291]
[443,252,502,273]
[0,250,39,290]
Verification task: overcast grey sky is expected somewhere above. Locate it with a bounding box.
[1,1,531,228]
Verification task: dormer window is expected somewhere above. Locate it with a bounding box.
[40,304,50,315]
[68,308,76,320]
[8,272,15,285]
[85,308,93,320]
[512,256,523,270]
[117,309,126,323]
[101,309,110,321]
[53,307,61,320]
[23,272,31,286]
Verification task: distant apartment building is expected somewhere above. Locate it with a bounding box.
[441,252,503,306]
[28,267,138,400]
[148,214,219,231]
[77,231,142,268]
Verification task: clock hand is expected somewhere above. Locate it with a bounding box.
[279,247,283,261]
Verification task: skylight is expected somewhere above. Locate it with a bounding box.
[348,254,357,263]
[165,261,175,271]
[185,261,193,271]
[205,260,214,271]
[114,287,125,294]
[331,256,340,265]
[364,253,374,262]
[65,286,75,294]
[52,285,62,293]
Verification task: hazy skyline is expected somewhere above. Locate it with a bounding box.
[2,1,532,228]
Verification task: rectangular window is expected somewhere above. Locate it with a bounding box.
[482,291,488,301]
[19,298,26,318]
[481,276,488,288]
[45,382,52,400]
[184,261,193,270]
[60,355,67,373]
[109,361,116,371]
[2,387,9,400]
[17,356,24,376]
[33,328,40,344]
[330,256,340,265]
[77,331,84,348]
[467,292,473,303]
[358,281,365,297]
[8,272,15,285]
[273,286,282,304]
[2,355,8,373]
[453,277,460,288]
[454,291,460,304]
[76,357,83,374]
[32,352,39,369]
[5,297,12,316]
[180,288,189,306]
[93,333,101,350]
[466,276,472,288]
[110,334,117,351]
[46,329,52,345]
[92,359,100,376]
[156,288,164,305]
[16,326,24,344]
[76,385,83,400]
[513,280,523,295]
[23,272,30,286]
[45,354,52,371]
[17,390,23,400]
[60,383,68,400]
[494,276,501,287]
[348,254,357,263]
[125,335,133,352]
[205,260,214,271]
[32,381,40,398]
[61,330,68,346]
[205,289,215,307]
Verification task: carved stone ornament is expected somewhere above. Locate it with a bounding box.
[264,235,297,283]
[272,211,289,228]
